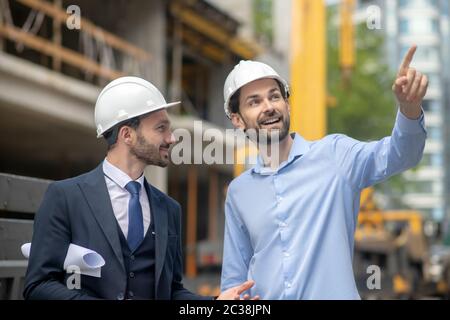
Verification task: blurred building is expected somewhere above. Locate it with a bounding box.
[357,0,450,233]
[443,0,450,242]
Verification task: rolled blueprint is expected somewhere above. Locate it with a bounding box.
[21,243,105,278]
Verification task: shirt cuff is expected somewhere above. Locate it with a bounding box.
[395,108,426,135]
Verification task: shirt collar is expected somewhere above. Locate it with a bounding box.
[252,133,310,175]
[103,158,145,190]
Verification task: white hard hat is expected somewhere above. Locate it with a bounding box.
[223,60,289,119]
[95,76,180,137]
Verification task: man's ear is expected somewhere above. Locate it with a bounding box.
[285,99,291,115]
[230,113,246,131]
[118,126,133,145]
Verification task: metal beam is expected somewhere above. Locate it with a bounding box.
[290,0,327,140]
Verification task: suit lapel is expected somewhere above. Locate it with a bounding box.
[145,180,167,293]
[79,164,125,272]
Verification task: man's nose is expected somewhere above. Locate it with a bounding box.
[167,132,176,145]
[261,98,275,114]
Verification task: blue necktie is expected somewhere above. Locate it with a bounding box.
[125,181,144,251]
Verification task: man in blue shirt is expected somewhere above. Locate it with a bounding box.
[220,46,428,299]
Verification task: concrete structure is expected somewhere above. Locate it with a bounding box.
[0,0,169,189]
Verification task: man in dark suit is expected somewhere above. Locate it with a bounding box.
[24,77,255,300]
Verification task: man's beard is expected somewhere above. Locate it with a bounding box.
[245,113,290,145]
[130,133,170,167]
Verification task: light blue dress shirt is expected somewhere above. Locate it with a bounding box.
[220,111,426,299]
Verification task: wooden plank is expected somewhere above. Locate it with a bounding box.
[170,2,260,60]
[170,19,183,101]
[182,28,225,63]
[0,218,32,300]
[17,0,151,61]
[0,219,34,260]
[0,174,51,214]
[52,0,62,71]
[0,5,4,51]
[208,169,218,242]
[0,260,28,300]
[0,24,124,80]
[186,166,198,278]
[0,261,28,274]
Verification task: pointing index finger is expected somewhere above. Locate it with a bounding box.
[398,45,417,76]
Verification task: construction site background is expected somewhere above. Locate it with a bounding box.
[0,0,449,299]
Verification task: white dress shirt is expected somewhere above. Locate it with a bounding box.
[102,158,151,239]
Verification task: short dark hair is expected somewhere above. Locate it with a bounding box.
[103,116,141,150]
[228,79,288,115]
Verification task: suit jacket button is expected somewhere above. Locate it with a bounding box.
[130,255,135,261]
[128,291,134,298]
[129,272,135,278]
[117,292,124,300]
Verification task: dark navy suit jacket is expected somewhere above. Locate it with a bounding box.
[24,164,208,300]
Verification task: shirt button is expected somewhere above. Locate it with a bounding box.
[284,252,290,257]
[117,292,124,300]
[285,281,292,288]
[279,222,287,228]
[129,272,135,278]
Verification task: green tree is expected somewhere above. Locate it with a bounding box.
[326,8,407,205]
[327,12,396,140]
[253,0,273,46]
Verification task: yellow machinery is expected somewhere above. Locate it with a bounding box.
[356,188,428,297]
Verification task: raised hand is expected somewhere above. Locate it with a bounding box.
[392,45,428,119]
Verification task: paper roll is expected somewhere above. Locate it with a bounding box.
[21,243,31,259]
[63,244,105,278]
[21,242,105,278]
